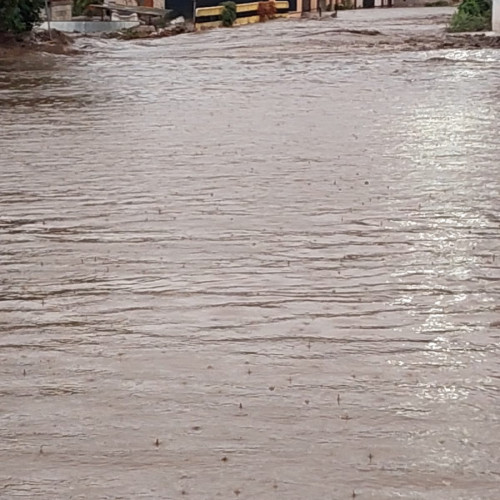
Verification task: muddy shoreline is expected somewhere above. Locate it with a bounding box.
[0,30,78,58]
[1,10,499,60]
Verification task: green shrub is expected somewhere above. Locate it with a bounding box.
[448,0,491,32]
[0,0,44,33]
[220,1,237,27]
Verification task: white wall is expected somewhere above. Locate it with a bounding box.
[40,20,140,32]
[493,0,500,33]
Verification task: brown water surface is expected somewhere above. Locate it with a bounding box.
[0,8,499,500]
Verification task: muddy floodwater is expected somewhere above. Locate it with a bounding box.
[1,7,499,500]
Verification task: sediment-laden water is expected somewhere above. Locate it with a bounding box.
[0,8,499,500]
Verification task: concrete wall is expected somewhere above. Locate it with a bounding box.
[40,20,140,32]
[493,0,500,33]
[392,0,431,6]
[195,1,289,28]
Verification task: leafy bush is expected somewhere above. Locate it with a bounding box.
[0,0,44,33]
[448,0,492,32]
[220,1,237,27]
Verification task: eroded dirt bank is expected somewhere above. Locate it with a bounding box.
[0,30,77,58]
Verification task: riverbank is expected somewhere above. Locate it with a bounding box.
[1,7,499,59]
[0,30,78,58]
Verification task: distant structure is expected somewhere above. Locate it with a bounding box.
[48,0,72,20]
[494,0,500,33]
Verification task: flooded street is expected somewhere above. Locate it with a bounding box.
[1,7,499,499]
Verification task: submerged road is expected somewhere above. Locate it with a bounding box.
[0,7,499,499]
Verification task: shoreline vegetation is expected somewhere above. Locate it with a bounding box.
[448,0,492,31]
[0,5,498,59]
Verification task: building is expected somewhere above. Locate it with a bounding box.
[137,0,166,7]
[48,0,73,20]
[113,0,166,8]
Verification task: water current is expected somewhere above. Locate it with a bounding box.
[0,7,499,500]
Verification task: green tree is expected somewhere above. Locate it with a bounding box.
[0,0,45,33]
